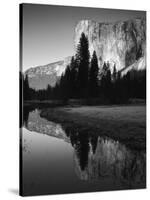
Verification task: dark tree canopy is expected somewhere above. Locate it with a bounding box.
[23,74,30,100]
[112,64,117,82]
[89,51,99,97]
[76,33,90,98]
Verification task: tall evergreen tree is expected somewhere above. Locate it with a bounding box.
[76,32,90,98]
[100,62,112,101]
[23,74,30,100]
[58,65,71,101]
[105,68,112,98]
[112,64,117,82]
[69,56,78,98]
[89,51,99,97]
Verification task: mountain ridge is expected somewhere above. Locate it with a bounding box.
[24,56,71,90]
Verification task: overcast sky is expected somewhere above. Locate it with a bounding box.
[21,4,146,71]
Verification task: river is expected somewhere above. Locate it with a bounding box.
[21,107,146,196]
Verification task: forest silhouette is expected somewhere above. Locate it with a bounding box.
[21,32,146,105]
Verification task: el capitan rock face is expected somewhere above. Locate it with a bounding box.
[74,18,146,72]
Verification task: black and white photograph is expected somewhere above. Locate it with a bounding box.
[20,3,146,196]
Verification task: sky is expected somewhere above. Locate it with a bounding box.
[21,4,146,71]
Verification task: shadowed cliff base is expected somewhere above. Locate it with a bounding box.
[40,105,146,152]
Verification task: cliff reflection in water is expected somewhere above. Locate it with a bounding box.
[74,136,145,187]
[23,108,146,188]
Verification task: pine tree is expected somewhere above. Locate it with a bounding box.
[23,74,30,100]
[59,65,71,101]
[112,64,117,82]
[89,51,99,97]
[76,32,90,98]
[47,84,52,100]
[69,56,78,98]
[100,62,112,101]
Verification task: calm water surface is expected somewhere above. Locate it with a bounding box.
[21,108,146,196]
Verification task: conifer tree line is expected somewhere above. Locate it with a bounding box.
[22,32,146,104]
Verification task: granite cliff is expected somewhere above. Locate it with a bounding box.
[74,18,146,73]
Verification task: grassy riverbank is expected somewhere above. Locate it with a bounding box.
[40,105,146,152]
